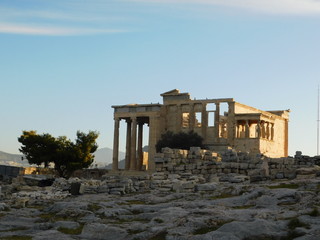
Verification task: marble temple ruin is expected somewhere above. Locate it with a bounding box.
[112,89,290,171]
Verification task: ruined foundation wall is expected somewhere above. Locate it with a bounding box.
[154,147,319,181]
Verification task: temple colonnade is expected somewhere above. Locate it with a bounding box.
[236,120,275,140]
[112,117,147,171]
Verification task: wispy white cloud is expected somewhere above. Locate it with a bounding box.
[3,0,319,36]
[0,23,126,36]
[130,0,320,15]
[0,6,123,23]
[0,1,129,36]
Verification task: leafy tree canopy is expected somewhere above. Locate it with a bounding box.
[156,131,203,152]
[18,130,99,178]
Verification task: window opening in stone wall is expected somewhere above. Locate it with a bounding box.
[142,124,149,170]
[208,112,214,127]
[220,102,229,116]
[195,112,202,127]
[182,113,190,128]
[207,103,216,111]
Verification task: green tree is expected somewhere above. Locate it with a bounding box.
[18,130,99,178]
[156,131,203,152]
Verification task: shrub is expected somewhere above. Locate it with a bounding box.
[156,131,203,152]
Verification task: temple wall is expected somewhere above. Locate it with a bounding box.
[259,118,286,157]
[234,138,260,155]
[111,90,290,172]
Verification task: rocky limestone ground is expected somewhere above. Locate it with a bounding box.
[1,174,320,240]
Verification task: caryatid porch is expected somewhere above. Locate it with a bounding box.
[111,104,162,171]
[233,112,289,157]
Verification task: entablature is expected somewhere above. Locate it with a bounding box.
[235,113,276,123]
[112,104,162,114]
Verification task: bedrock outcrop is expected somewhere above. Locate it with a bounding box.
[1,172,320,240]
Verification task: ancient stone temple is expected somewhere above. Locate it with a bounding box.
[112,89,290,171]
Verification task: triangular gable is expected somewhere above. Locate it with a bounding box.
[160,89,180,96]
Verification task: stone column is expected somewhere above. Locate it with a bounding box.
[214,103,220,142]
[176,104,182,133]
[201,103,207,142]
[125,119,131,170]
[189,104,195,131]
[261,121,265,139]
[129,117,137,171]
[266,122,270,140]
[112,118,120,171]
[137,122,144,171]
[240,124,244,138]
[174,104,182,133]
[227,102,236,147]
[245,120,250,138]
[236,122,239,138]
[256,120,261,138]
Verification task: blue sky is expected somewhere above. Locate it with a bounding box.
[1,0,320,156]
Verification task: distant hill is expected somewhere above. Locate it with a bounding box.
[92,147,125,168]
[105,159,125,169]
[0,151,31,167]
[104,145,148,169]
[0,148,125,168]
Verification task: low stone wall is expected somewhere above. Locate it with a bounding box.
[2,148,320,202]
[154,147,320,181]
[0,165,24,181]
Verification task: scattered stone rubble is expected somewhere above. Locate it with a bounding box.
[0,148,320,239]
